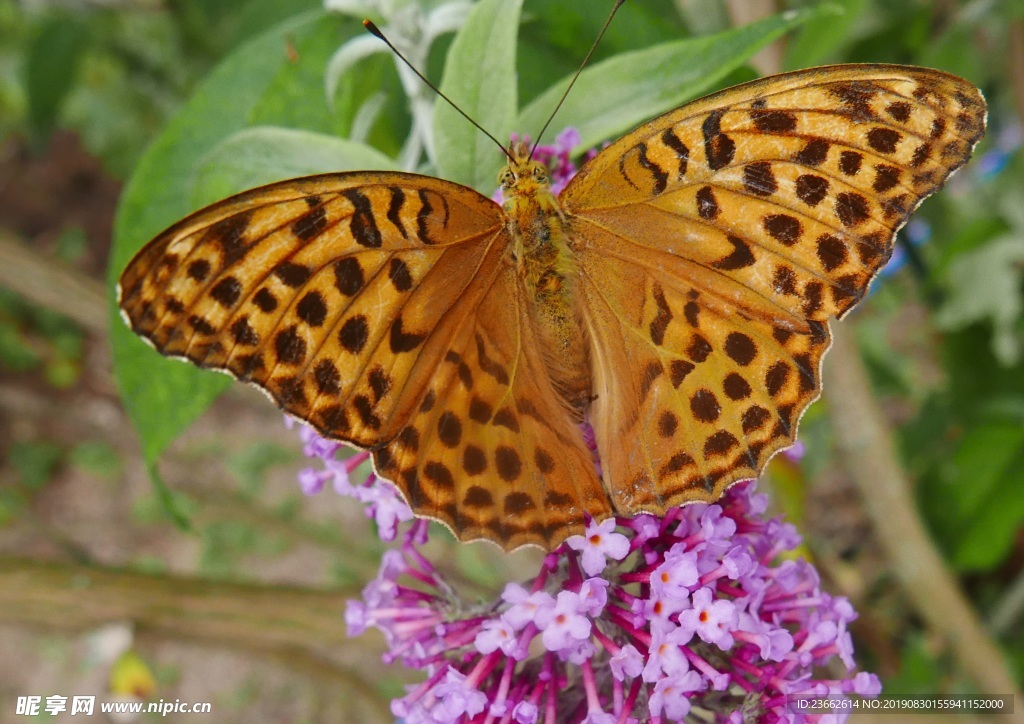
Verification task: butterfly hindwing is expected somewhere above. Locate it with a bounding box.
[373,261,610,549]
[563,64,985,511]
[577,236,829,508]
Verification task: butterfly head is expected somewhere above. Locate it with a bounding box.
[498,141,551,196]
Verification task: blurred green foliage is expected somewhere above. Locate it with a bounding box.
[0,288,84,386]
[3,0,324,174]
[2,0,1022,701]
[9,438,63,489]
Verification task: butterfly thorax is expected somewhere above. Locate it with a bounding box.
[499,149,591,415]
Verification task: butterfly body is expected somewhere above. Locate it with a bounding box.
[501,146,592,414]
[119,65,986,550]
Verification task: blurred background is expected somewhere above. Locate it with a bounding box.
[0,0,1022,721]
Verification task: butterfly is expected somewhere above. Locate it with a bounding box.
[118,64,986,550]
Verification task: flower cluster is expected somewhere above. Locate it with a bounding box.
[292,420,880,723]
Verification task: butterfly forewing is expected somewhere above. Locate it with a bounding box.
[121,175,508,445]
[563,65,985,512]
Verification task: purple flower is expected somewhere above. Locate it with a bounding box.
[576,577,609,617]
[502,584,556,631]
[429,668,487,721]
[474,618,519,657]
[782,439,807,463]
[536,590,593,653]
[608,643,643,680]
[642,622,692,682]
[850,671,883,698]
[288,421,413,541]
[648,669,703,720]
[512,700,538,723]
[352,479,414,541]
[650,546,700,598]
[736,611,794,662]
[566,517,630,575]
[287,415,342,458]
[297,466,330,495]
[644,585,689,627]
[678,586,739,649]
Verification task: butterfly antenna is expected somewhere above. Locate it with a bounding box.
[363,20,515,163]
[529,0,625,161]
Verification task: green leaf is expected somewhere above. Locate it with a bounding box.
[673,0,730,35]
[25,15,89,142]
[434,0,523,190]
[109,10,347,468]
[919,13,985,82]
[952,473,1024,571]
[883,635,944,697]
[192,126,399,206]
[933,422,1024,571]
[933,215,1010,277]
[948,424,1024,520]
[515,0,686,106]
[147,460,193,530]
[516,5,827,155]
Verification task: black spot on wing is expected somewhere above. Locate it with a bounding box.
[210,277,242,308]
[343,189,382,248]
[386,187,408,238]
[292,205,327,242]
[211,212,254,265]
[274,262,311,288]
[388,258,413,292]
[750,109,797,133]
[702,110,735,171]
[660,127,689,179]
[713,235,755,270]
[636,142,668,195]
[416,189,448,245]
[794,138,829,166]
[649,284,673,346]
[334,257,363,296]
[390,317,424,353]
[696,186,719,220]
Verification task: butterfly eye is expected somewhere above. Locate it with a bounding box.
[498,168,516,188]
[532,167,548,183]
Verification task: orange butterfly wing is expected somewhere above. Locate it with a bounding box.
[561,65,986,510]
[118,173,607,548]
